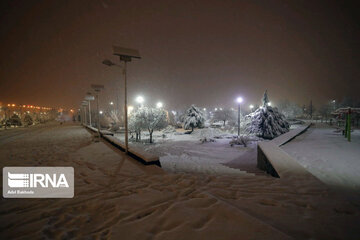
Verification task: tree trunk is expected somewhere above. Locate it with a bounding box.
[149,130,153,143]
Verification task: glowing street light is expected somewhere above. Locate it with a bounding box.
[236,97,243,104]
[214,108,218,111]
[110,101,114,105]
[236,96,244,136]
[156,102,163,108]
[249,104,254,110]
[171,110,176,115]
[203,108,206,111]
[136,96,144,105]
[267,102,272,106]
[99,110,103,114]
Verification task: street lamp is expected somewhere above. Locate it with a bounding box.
[110,101,114,105]
[81,101,88,125]
[103,46,141,154]
[236,97,243,136]
[267,102,272,106]
[249,104,254,112]
[85,92,94,126]
[91,84,104,137]
[156,102,163,108]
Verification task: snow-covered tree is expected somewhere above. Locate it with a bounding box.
[246,91,289,139]
[262,90,269,106]
[129,108,143,141]
[23,114,33,126]
[183,105,205,132]
[132,107,168,143]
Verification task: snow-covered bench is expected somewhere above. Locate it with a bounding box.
[102,135,161,166]
[257,124,317,180]
[258,141,311,178]
[83,125,114,136]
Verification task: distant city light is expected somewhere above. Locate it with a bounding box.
[249,104,254,109]
[203,108,206,111]
[267,102,272,106]
[215,108,218,111]
[99,110,103,114]
[171,110,176,115]
[156,102,163,108]
[219,108,223,111]
[110,102,114,105]
[236,97,243,103]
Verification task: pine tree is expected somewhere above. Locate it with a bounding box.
[183,105,205,132]
[245,91,290,139]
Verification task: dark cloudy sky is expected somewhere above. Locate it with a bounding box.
[1,0,359,110]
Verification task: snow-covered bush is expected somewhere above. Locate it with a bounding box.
[9,114,22,126]
[183,105,205,132]
[229,136,250,147]
[245,91,290,139]
[162,125,176,134]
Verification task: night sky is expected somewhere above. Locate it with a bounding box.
[1,0,359,110]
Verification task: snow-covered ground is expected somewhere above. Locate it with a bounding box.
[1,123,360,239]
[282,127,360,191]
[115,128,259,176]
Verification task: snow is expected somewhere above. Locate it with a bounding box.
[281,127,360,191]
[115,128,258,175]
[245,106,290,139]
[1,122,360,239]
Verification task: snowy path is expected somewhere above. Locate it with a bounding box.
[282,127,360,192]
[1,124,359,239]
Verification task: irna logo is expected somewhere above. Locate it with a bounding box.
[8,172,69,188]
[3,167,74,198]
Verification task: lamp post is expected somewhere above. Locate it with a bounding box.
[81,101,88,125]
[236,97,243,137]
[103,46,141,154]
[85,92,94,127]
[91,84,104,137]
